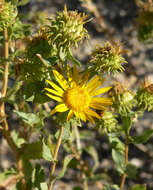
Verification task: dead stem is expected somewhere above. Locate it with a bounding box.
[48,126,64,190]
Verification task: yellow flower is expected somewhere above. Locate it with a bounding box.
[45,65,112,123]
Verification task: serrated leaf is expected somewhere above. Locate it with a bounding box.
[104,184,120,190]
[130,129,153,144]
[125,163,137,179]
[129,184,146,190]
[108,135,125,153]
[14,110,40,126]
[112,149,125,174]
[55,126,71,141]
[84,146,99,171]
[42,139,53,161]
[11,131,25,148]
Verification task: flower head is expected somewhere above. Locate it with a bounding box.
[89,41,127,75]
[135,78,153,111]
[45,65,112,123]
[137,1,153,43]
[0,0,17,29]
[109,82,135,116]
[47,5,89,50]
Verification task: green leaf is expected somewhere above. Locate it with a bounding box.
[18,0,30,6]
[112,149,125,174]
[129,184,146,190]
[80,130,94,140]
[108,135,125,153]
[11,130,25,148]
[14,110,40,126]
[88,173,111,182]
[125,163,137,179]
[39,182,48,190]
[41,139,53,161]
[67,49,81,66]
[0,166,17,182]
[104,184,120,190]
[84,146,99,171]
[55,126,71,141]
[51,154,74,185]
[22,159,33,181]
[122,116,132,136]
[7,80,23,103]
[57,154,74,179]
[23,141,42,160]
[73,187,83,190]
[130,129,153,144]
[32,164,45,188]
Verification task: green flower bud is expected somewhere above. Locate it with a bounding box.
[47,5,89,51]
[135,79,153,111]
[89,41,127,75]
[96,111,119,134]
[137,2,153,43]
[26,30,55,63]
[110,82,135,116]
[0,0,17,29]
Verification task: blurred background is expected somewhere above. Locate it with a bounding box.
[0,0,153,189]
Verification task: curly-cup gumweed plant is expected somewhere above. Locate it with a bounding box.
[0,1,153,190]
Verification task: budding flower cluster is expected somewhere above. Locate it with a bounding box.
[0,0,17,29]
[110,82,135,116]
[21,30,54,82]
[89,41,127,75]
[135,79,153,111]
[137,1,153,43]
[46,5,89,51]
[26,30,54,63]
[96,111,118,134]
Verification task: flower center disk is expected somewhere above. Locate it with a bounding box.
[64,87,91,111]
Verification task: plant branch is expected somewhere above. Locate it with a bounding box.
[120,137,129,190]
[48,126,64,190]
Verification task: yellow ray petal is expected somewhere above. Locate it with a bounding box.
[90,87,112,96]
[46,93,63,102]
[79,112,86,122]
[86,109,101,119]
[46,80,64,94]
[53,103,69,112]
[67,110,74,121]
[74,111,80,119]
[85,114,95,124]
[80,74,89,87]
[86,76,105,93]
[50,108,57,115]
[53,70,69,90]
[90,102,106,110]
[91,97,112,106]
[45,88,63,97]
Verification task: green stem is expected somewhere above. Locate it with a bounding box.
[48,126,64,190]
[120,137,129,190]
